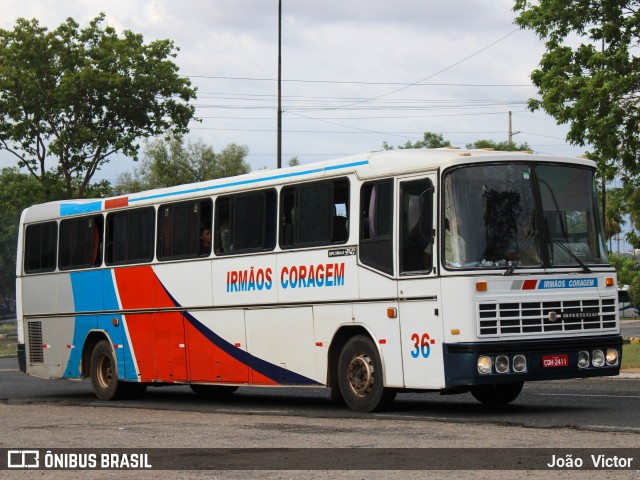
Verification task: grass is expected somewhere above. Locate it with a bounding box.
[0,324,17,357]
[622,343,640,370]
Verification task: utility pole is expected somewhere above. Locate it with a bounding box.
[508,111,520,147]
[277,0,282,169]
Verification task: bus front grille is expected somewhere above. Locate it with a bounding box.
[477,298,617,337]
[27,321,44,363]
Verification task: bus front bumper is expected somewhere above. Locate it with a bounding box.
[443,335,623,388]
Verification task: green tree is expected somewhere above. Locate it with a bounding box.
[114,134,251,194]
[0,14,197,199]
[514,1,640,176]
[609,253,640,305]
[288,156,300,167]
[466,139,531,151]
[383,132,451,150]
[0,169,110,311]
[605,188,626,250]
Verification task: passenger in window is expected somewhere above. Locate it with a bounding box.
[444,217,466,266]
[199,228,212,256]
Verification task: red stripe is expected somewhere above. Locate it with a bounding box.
[105,197,129,209]
[522,280,538,290]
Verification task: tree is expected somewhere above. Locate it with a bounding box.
[114,134,251,194]
[0,169,111,311]
[0,14,197,199]
[383,132,451,150]
[466,139,531,151]
[288,156,300,167]
[513,1,640,176]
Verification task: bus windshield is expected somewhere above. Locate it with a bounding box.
[443,163,608,270]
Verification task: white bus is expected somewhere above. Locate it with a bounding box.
[16,149,622,412]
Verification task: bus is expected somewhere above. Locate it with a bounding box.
[15,149,622,412]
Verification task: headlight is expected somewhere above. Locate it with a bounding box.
[592,350,605,367]
[477,356,492,374]
[578,351,590,368]
[495,355,509,374]
[606,349,619,366]
[513,355,527,373]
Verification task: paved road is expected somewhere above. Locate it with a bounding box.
[622,319,640,338]
[1,357,639,434]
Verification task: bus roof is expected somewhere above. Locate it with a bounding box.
[21,149,595,224]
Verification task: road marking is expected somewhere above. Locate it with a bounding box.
[537,393,640,399]
[0,369,18,372]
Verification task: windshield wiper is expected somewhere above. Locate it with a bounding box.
[503,230,539,276]
[551,240,592,273]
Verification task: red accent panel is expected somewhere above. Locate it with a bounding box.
[522,280,538,290]
[105,197,129,209]
[114,266,280,386]
[185,322,250,383]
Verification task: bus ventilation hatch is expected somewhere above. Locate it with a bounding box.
[27,321,44,363]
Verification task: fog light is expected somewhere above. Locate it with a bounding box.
[606,349,619,366]
[578,351,590,368]
[495,355,509,373]
[477,356,492,374]
[513,354,527,373]
[592,350,605,367]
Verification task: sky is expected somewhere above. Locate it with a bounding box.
[1,0,590,183]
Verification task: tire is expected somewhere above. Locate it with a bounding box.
[470,382,524,405]
[337,335,396,413]
[190,384,239,398]
[90,339,143,400]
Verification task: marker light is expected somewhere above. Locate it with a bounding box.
[578,351,590,368]
[592,350,605,367]
[477,356,492,374]
[513,355,527,373]
[605,277,615,287]
[606,349,619,366]
[476,281,488,292]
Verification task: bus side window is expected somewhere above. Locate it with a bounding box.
[24,221,58,273]
[157,199,211,260]
[105,207,155,266]
[279,178,349,248]
[400,179,433,274]
[59,215,103,270]
[215,189,276,255]
[359,180,393,275]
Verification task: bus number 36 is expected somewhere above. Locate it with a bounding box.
[410,333,432,359]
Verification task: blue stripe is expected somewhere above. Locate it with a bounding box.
[60,201,103,216]
[129,159,369,204]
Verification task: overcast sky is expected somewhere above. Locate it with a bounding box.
[1,0,588,181]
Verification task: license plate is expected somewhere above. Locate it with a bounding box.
[542,354,569,368]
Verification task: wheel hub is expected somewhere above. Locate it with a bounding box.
[347,353,375,397]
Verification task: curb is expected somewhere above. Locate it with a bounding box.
[623,337,640,344]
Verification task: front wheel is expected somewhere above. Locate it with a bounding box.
[470,382,524,405]
[337,335,396,412]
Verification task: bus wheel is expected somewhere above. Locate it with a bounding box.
[190,384,239,398]
[470,382,524,405]
[90,340,127,400]
[338,335,396,412]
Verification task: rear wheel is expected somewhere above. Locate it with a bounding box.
[337,335,396,412]
[470,382,524,405]
[90,340,140,400]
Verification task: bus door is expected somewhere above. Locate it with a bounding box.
[396,174,445,389]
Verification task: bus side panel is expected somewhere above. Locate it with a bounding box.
[245,307,318,384]
[312,304,353,383]
[352,302,403,388]
[185,309,250,384]
[67,270,137,380]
